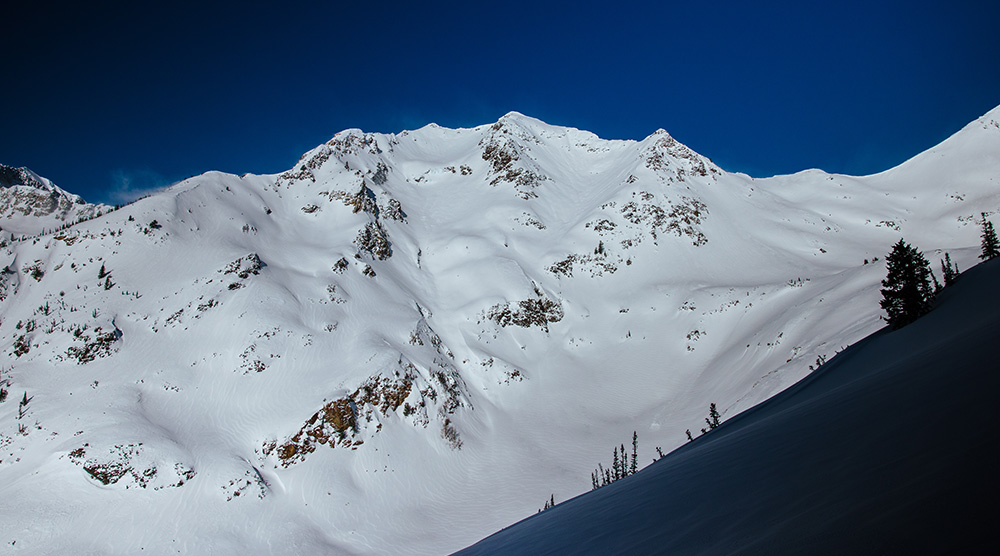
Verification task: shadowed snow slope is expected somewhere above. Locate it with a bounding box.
[456,258,1000,555]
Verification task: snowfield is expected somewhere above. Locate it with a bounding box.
[457,256,1000,555]
[0,106,998,555]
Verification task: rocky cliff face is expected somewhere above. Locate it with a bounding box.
[0,164,110,236]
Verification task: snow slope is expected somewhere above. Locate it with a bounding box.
[456,256,1000,555]
[0,106,999,555]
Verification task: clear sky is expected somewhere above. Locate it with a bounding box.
[2,0,998,204]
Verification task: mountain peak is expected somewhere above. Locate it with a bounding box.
[498,110,533,122]
[0,163,51,191]
[0,163,109,235]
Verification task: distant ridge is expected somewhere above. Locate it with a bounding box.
[0,163,110,236]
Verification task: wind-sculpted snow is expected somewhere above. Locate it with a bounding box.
[0,106,999,555]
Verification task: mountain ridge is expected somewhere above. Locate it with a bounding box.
[0,105,998,555]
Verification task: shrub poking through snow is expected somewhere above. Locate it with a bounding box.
[66,328,119,363]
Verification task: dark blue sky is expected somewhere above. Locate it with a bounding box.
[2,0,998,204]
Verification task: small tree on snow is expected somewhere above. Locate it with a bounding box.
[591,431,639,489]
[980,213,999,260]
[701,403,721,434]
[629,431,638,476]
[941,253,958,287]
[880,238,935,329]
[18,392,29,419]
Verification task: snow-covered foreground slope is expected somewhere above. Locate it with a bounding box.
[457,257,1000,555]
[0,106,998,555]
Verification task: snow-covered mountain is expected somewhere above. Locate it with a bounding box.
[0,106,998,555]
[457,256,1000,555]
[0,164,111,237]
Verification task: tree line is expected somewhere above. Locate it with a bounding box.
[881,212,997,329]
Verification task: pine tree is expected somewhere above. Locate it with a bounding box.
[98,264,107,279]
[941,253,958,286]
[592,433,641,489]
[880,239,935,329]
[931,270,943,294]
[686,429,693,442]
[595,463,609,488]
[630,431,638,476]
[612,446,620,481]
[980,213,999,260]
[705,403,721,431]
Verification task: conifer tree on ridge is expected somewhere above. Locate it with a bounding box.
[980,213,999,260]
[880,238,935,329]
[941,253,958,286]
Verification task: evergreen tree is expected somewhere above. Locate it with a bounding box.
[685,429,693,442]
[941,253,958,286]
[592,432,641,489]
[705,403,721,431]
[630,431,638,476]
[880,238,935,329]
[980,213,999,260]
[931,270,943,294]
[98,264,107,279]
